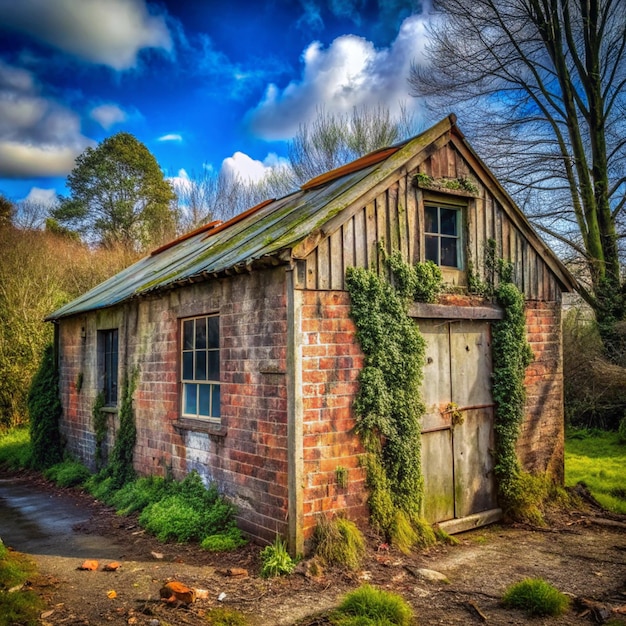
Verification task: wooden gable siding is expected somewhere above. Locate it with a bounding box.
[296,141,562,302]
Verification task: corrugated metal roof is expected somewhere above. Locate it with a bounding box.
[46,141,402,320]
[46,114,576,321]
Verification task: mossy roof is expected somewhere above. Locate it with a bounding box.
[47,115,575,321]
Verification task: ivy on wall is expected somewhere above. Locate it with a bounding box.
[27,344,64,470]
[346,250,442,550]
[106,368,138,489]
[492,281,534,505]
[92,391,108,470]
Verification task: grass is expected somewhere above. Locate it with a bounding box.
[565,429,626,514]
[502,577,569,617]
[0,540,44,626]
[331,585,414,625]
[314,515,365,570]
[259,536,296,578]
[0,427,31,469]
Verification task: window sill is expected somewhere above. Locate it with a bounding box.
[100,406,118,414]
[172,418,227,437]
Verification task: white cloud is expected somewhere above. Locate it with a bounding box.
[0,0,172,70]
[23,186,57,205]
[90,103,127,129]
[167,168,192,195]
[0,60,92,178]
[248,14,428,139]
[158,133,183,142]
[221,151,289,184]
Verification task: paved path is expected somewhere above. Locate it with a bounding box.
[0,475,120,558]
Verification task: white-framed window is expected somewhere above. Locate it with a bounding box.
[425,204,463,269]
[181,315,220,421]
[98,329,118,406]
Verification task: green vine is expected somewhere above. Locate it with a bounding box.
[346,251,436,551]
[92,391,108,470]
[27,344,64,470]
[492,282,534,506]
[106,368,138,489]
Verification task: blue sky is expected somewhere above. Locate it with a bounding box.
[0,0,429,208]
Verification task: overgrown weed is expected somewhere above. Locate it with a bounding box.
[331,584,414,625]
[502,578,569,617]
[313,514,365,570]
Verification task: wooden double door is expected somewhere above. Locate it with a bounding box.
[418,319,500,532]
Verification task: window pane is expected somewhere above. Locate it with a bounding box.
[425,235,439,264]
[195,350,207,380]
[195,317,207,349]
[212,385,221,418]
[425,206,438,233]
[441,237,458,267]
[208,316,219,349]
[440,208,458,236]
[208,351,220,380]
[183,320,194,350]
[198,384,210,417]
[184,383,197,415]
[182,351,193,380]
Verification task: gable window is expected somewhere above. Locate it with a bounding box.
[181,315,220,421]
[425,204,462,268]
[98,329,118,406]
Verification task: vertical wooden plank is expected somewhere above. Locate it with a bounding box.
[447,143,456,178]
[376,193,388,264]
[416,188,424,263]
[501,214,510,263]
[365,201,377,271]
[407,184,418,264]
[354,207,366,269]
[431,149,442,178]
[343,215,356,272]
[305,251,317,290]
[388,185,400,253]
[474,194,485,280]
[317,237,331,290]
[398,175,409,261]
[329,229,344,290]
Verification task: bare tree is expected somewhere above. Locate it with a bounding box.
[177,105,419,232]
[289,104,418,184]
[410,0,626,355]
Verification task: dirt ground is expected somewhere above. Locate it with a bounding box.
[10,475,626,626]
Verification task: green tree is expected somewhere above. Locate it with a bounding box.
[53,133,177,250]
[410,0,626,359]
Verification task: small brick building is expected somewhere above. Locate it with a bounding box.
[48,115,575,552]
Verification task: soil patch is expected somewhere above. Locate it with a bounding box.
[3,472,626,625]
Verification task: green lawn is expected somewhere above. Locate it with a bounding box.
[565,430,626,514]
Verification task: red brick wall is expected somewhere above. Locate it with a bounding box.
[300,291,369,540]
[518,300,565,481]
[57,268,289,543]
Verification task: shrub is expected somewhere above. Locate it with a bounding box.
[44,459,91,488]
[139,495,206,542]
[27,344,63,470]
[502,578,569,617]
[618,416,626,444]
[201,526,247,552]
[332,585,414,625]
[314,515,365,570]
[259,536,296,578]
[109,475,168,515]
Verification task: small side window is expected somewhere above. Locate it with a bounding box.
[425,205,463,269]
[98,329,118,406]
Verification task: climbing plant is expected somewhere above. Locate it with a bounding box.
[492,281,534,506]
[92,391,108,470]
[346,250,440,550]
[27,344,64,470]
[106,368,138,489]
